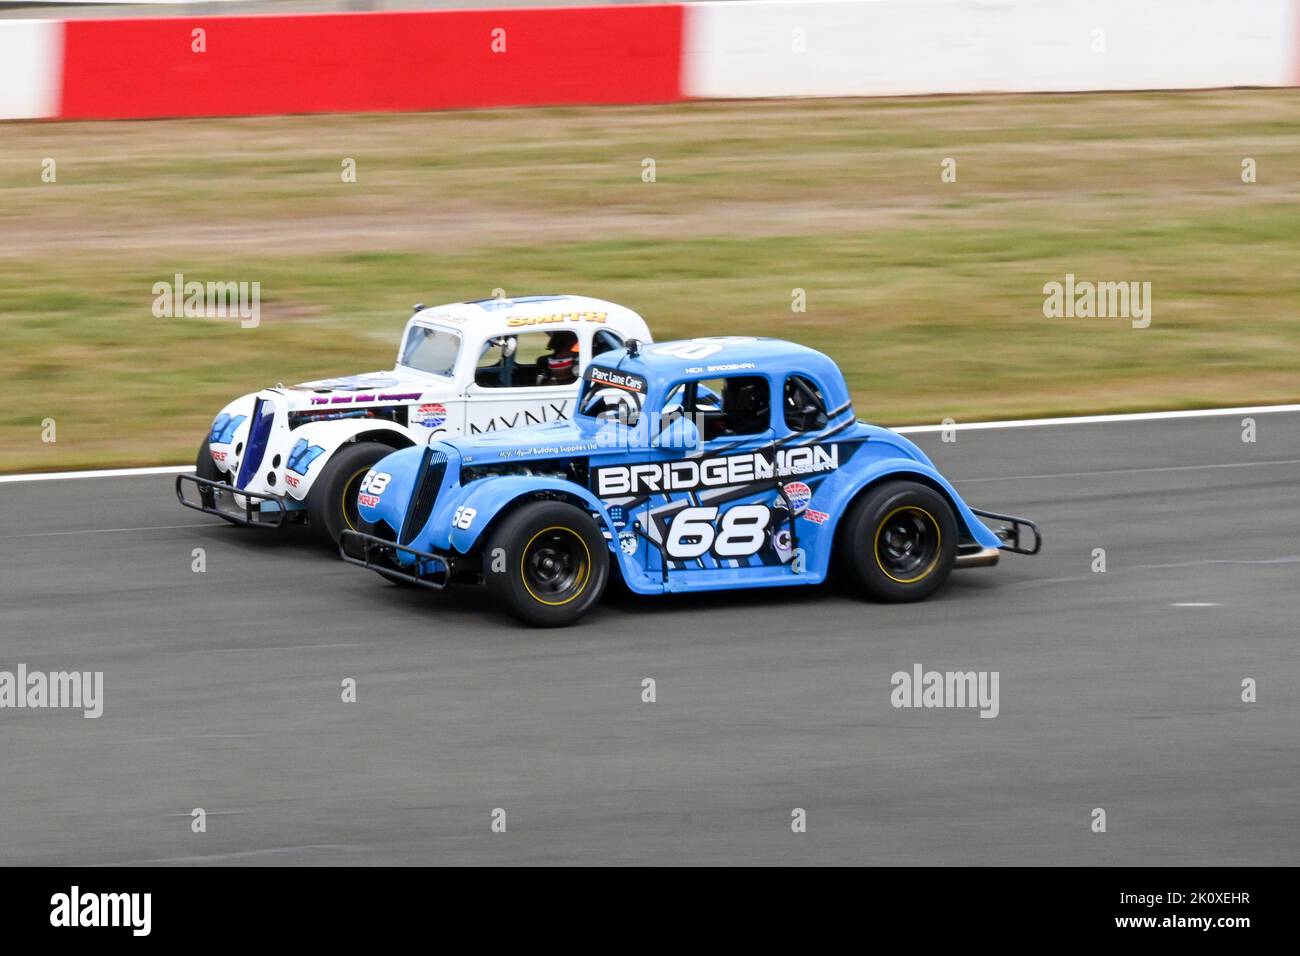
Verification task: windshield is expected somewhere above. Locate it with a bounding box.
[399,325,461,377]
[578,365,647,424]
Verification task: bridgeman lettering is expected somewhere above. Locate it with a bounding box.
[594,445,839,496]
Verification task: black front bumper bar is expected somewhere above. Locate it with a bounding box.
[338,529,451,590]
[971,507,1042,555]
[175,474,288,529]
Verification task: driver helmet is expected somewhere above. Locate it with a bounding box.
[545,331,579,380]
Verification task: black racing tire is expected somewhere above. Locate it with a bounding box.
[837,480,958,603]
[195,436,224,508]
[305,441,394,548]
[483,500,609,627]
[374,566,420,588]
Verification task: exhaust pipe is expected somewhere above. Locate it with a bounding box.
[955,545,1000,569]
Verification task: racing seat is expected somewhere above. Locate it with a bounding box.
[708,377,769,439]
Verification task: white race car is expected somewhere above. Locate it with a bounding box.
[177,294,652,545]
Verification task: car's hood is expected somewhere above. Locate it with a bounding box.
[445,417,617,466]
[280,368,453,412]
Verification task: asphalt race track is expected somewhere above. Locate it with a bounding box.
[2,411,1297,866]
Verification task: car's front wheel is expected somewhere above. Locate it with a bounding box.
[195,436,224,508]
[305,441,394,548]
[484,500,609,627]
[838,480,958,602]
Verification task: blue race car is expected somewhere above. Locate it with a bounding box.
[339,336,1040,626]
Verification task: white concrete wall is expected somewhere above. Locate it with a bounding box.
[0,20,61,120]
[683,0,1298,99]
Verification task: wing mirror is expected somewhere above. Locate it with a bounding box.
[489,335,518,358]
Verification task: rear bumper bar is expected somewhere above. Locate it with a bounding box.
[338,529,451,590]
[971,507,1042,555]
[175,474,287,529]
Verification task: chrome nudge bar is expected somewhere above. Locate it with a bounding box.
[175,474,287,529]
[970,508,1042,556]
[338,529,451,590]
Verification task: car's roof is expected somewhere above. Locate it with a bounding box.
[596,336,840,379]
[412,294,646,333]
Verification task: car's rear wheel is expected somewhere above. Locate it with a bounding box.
[484,500,609,627]
[838,480,958,602]
[195,436,224,508]
[306,441,394,548]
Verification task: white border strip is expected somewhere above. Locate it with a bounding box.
[2,403,1298,484]
[891,404,1300,435]
[0,465,195,484]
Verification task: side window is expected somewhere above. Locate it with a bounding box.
[475,337,511,387]
[592,329,624,357]
[665,375,770,441]
[475,331,579,388]
[712,376,769,438]
[784,374,828,432]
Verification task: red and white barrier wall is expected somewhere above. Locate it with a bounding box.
[2,1,1298,121]
[685,0,1300,98]
[0,20,62,119]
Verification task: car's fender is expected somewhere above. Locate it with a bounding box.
[813,453,1002,567]
[428,477,621,558]
[357,455,633,575]
[354,445,428,533]
[277,418,418,500]
[205,392,258,474]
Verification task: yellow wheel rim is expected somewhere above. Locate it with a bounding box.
[520,525,592,606]
[874,505,942,584]
[340,467,371,533]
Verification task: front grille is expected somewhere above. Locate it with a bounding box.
[399,448,448,545]
[235,397,276,489]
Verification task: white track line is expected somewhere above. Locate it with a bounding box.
[892,403,1300,434]
[0,464,195,484]
[0,523,213,540]
[96,844,366,866]
[1,403,1298,484]
[956,457,1300,484]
